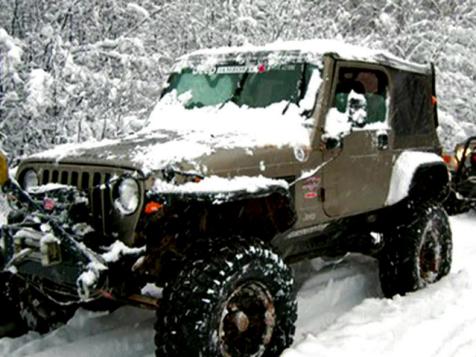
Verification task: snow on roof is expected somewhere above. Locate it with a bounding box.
[182,39,431,75]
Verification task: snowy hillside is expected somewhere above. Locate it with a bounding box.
[1,213,474,357]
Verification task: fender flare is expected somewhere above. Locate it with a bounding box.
[386,151,448,206]
[145,182,297,242]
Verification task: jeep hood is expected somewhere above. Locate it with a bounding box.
[27,101,312,176]
[28,130,187,170]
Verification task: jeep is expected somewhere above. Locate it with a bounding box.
[0,40,451,356]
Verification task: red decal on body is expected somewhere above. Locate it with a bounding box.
[304,192,318,199]
[303,176,321,199]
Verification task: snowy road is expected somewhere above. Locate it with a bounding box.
[1,213,475,357]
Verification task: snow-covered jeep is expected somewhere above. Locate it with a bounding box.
[0,40,451,356]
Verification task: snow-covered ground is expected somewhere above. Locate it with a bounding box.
[284,212,476,357]
[0,213,475,357]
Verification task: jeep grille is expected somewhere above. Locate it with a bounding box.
[19,164,143,242]
[42,168,114,236]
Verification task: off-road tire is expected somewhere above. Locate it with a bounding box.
[154,237,297,357]
[1,273,77,335]
[379,203,452,298]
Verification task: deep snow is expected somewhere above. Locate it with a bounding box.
[0,213,475,357]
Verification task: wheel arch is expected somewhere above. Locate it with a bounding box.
[195,187,297,242]
[386,151,449,206]
[408,162,449,202]
[144,185,297,243]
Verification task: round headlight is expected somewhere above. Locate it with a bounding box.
[22,169,39,190]
[115,177,140,215]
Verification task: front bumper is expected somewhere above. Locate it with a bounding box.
[0,181,112,303]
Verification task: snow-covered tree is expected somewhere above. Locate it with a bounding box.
[0,0,475,161]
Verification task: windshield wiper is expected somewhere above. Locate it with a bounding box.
[218,72,249,109]
[282,63,307,115]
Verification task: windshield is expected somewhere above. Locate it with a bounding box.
[162,63,320,111]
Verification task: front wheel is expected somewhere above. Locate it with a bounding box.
[379,203,452,298]
[154,237,297,356]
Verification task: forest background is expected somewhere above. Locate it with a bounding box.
[0,0,475,163]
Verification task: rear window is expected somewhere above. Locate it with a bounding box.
[392,71,433,136]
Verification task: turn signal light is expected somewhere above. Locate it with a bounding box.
[442,153,458,171]
[144,201,163,215]
[442,154,452,164]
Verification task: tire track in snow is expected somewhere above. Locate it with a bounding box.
[283,268,474,357]
[433,318,476,357]
[292,254,382,338]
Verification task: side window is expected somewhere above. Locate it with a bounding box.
[333,67,389,127]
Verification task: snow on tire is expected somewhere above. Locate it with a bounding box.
[154,237,297,357]
[379,203,452,298]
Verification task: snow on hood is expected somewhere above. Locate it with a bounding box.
[135,94,311,171]
[30,95,312,174]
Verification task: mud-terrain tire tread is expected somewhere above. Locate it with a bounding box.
[154,236,297,357]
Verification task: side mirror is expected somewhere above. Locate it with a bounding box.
[0,151,9,186]
[377,131,389,150]
[324,136,343,150]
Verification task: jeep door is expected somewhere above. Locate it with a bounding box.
[320,61,394,217]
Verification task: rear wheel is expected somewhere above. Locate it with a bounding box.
[379,203,452,297]
[154,237,297,356]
